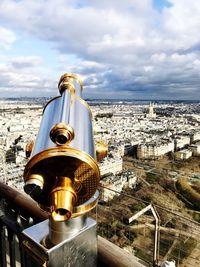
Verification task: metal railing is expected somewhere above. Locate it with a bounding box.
[0,181,145,267]
[97,185,200,267]
[0,181,48,267]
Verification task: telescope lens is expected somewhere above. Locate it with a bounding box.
[56,208,68,216]
[50,123,74,146]
[55,134,68,145]
[24,174,44,198]
[24,183,42,197]
[52,208,72,221]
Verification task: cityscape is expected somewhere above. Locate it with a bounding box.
[0,98,200,266]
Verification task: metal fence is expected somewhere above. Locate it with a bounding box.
[0,182,145,267]
[97,186,200,267]
[2,180,199,267]
[0,181,48,267]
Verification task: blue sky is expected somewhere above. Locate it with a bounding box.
[153,0,172,11]
[0,0,200,99]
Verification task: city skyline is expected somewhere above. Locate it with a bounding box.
[0,0,200,100]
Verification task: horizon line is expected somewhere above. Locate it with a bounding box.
[0,96,199,102]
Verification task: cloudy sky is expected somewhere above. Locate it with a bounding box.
[0,0,200,99]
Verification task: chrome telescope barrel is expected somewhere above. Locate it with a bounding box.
[24,73,100,222]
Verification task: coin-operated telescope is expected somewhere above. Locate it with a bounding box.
[22,74,100,267]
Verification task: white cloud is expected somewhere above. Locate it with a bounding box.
[10,56,42,69]
[0,54,56,96]
[0,0,200,98]
[0,26,16,49]
[162,1,200,54]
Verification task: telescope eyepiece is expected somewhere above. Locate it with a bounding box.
[55,134,68,145]
[24,174,44,198]
[50,123,74,146]
[50,177,77,221]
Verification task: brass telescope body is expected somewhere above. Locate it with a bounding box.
[24,74,100,222]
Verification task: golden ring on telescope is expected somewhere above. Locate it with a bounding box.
[24,147,99,177]
[59,82,76,95]
[58,73,83,94]
[71,190,99,218]
[40,191,99,219]
[50,123,74,146]
[24,146,100,208]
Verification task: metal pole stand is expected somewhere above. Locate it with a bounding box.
[21,216,97,267]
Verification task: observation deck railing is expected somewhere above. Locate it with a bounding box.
[97,185,200,267]
[0,181,145,267]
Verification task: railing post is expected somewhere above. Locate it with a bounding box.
[18,236,27,267]
[8,230,16,267]
[0,222,7,267]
